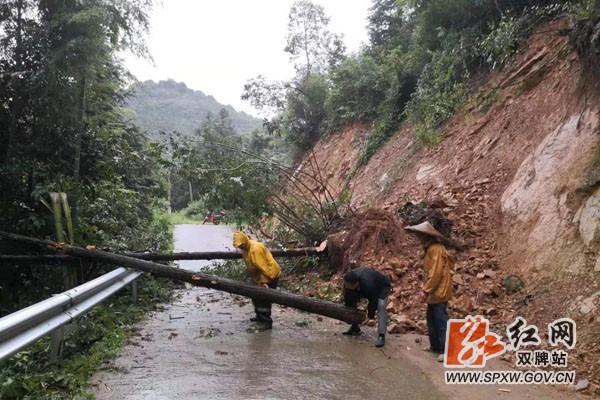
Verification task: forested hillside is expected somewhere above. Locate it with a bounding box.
[127,80,261,137]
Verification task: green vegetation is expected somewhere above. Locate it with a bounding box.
[210,260,248,281]
[162,211,201,226]
[165,103,345,244]
[0,1,183,397]
[168,111,281,222]
[245,0,582,164]
[0,0,177,308]
[571,0,600,77]
[407,34,469,146]
[0,275,178,400]
[242,0,345,151]
[127,80,262,139]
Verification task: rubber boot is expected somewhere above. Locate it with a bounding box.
[253,313,273,330]
[375,334,385,348]
[259,321,273,330]
[342,324,361,336]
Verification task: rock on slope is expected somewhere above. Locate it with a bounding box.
[294,19,600,392]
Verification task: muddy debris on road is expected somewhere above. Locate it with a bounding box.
[323,208,515,337]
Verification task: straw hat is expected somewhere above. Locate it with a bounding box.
[405,221,445,239]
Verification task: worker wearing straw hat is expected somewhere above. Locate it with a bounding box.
[406,221,454,357]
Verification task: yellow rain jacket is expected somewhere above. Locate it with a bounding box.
[423,243,454,304]
[233,232,281,285]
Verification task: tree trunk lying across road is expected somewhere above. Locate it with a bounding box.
[0,231,364,325]
[0,248,325,263]
[0,254,73,263]
[125,248,325,261]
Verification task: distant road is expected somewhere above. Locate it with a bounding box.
[173,224,235,271]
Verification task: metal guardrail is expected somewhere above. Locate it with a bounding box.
[0,267,141,361]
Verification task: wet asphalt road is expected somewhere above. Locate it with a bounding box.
[172,224,236,271]
[90,224,584,400]
[90,224,446,400]
[91,288,446,400]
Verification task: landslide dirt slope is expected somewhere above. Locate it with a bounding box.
[296,20,600,391]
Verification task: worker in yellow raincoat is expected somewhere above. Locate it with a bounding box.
[406,221,454,358]
[233,231,281,328]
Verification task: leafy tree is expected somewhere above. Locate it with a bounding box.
[326,54,389,127]
[368,0,405,49]
[0,0,169,312]
[285,0,346,78]
[241,75,288,115]
[0,0,46,166]
[243,1,345,153]
[282,73,330,150]
[169,112,280,222]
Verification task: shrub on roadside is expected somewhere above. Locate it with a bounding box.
[183,199,208,220]
[210,260,248,281]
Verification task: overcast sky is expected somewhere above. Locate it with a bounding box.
[123,0,371,116]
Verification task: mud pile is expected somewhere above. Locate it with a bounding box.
[332,209,418,272]
[326,208,515,335]
[397,201,454,237]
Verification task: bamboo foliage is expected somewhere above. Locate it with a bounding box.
[59,193,74,245]
[40,192,74,245]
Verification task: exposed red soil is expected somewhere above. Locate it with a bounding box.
[288,19,600,394]
[292,123,369,200]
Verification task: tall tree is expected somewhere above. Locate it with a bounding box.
[36,0,152,222]
[368,0,405,49]
[0,0,44,165]
[284,0,345,78]
[243,1,345,151]
[0,0,162,242]
[0,0,169,317]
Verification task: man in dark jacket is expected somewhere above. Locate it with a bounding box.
[342,267,391,348]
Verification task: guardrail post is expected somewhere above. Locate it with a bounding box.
[131,280,138,303]
[49,327,65,363]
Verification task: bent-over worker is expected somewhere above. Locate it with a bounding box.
[406,221,454,356]
[342,267,391,348]
[233,231,281,328]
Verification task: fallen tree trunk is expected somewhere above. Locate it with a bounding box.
[124,248,325,261]
[0,231,364,325]
[0,248,325,263]
[0,254,73,263]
